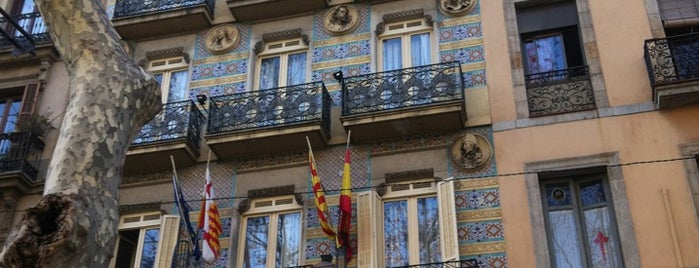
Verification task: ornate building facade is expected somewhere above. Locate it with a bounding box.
[1,0,698,267]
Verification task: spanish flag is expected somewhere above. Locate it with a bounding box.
[198,164,222,264]
[338,134,353,263]
[307,137,337,240]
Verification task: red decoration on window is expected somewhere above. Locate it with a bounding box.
[593,231,610,261]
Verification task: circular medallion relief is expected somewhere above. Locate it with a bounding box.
[439,0,478,17]
[204,24,239,54]
[323,5,359,36]
[450,133,492,171]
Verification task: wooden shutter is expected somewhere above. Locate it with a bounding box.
[357,191,382,268]
[19,82,40,122]
[437,180,459,261]
[155,215,180,268]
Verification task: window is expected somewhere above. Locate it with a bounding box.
[540,174,623,268]
[148,57,189,103]
[378,19,433,71]
[238,195,303,268]
[0,83,38,155]
[517,1,584,76]
[255,38,308,90]
[7,0,45,36]
[357,179,458,267]
[111,212,180,268]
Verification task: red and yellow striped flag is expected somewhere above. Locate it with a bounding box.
[308,139,337,240]
[198,166,222,264]
[338,143,353,263]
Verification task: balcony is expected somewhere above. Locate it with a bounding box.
[227,0,327,22]
[112,0,214,40]
[0,132,44,193]
[525,66,596,117]
[0,12,55,64]
[644,33,699,109]
[339,61,466,143]
[125,100,204,173]
[206,81,331,161]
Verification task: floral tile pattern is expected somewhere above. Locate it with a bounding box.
[455,188,501,211]
[441,45,485,64]
[190,59,248,81]
[439,22,483,43]
[458,220,504,243]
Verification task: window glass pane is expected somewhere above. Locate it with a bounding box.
[545,183,572,207]
[548,210,584,268]
[167,70,188,103]
[260,57,281,90]
[244,216,270,268]
[286,52,307,86]
[140,228,160,268]
[276,212,301,268]
[384,200,409,267]
[383,38,403,71]
[584,207,623,268]
[4,100,21,133]
[410,33,431,67]
[525,35,566,74]
[580,180,606,207]
[417,196,441,264]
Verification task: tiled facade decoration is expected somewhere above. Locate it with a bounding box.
[188,24,252,100]
[437,1,487,89]
[312,4,372,105]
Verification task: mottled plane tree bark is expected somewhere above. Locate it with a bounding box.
[0,0,161,267]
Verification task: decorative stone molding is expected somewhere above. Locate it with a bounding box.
[375,9,432,36]
[254,28,309,55]
[122,170,171,185]
[138,47,190,67]
[248,184,296,199]
[204,24,240,54]
[237,151,307,172]
[438,0,478,17]
[119,202,162,214]
[294,193,304,205]
[237,199,250,214]
[323,5,360,36]
[376,183,387,197]
[385,168,435,184]
[449,133,493,171]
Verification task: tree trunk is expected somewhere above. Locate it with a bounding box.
[0,0,161,266]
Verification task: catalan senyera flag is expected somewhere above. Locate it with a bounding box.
[338,146,353,263]
[308,139,337,240]
[197,166,222,264]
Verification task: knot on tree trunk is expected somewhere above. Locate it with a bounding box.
[0,193,87,268]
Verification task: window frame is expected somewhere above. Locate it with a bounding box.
[111,212,164,268]
[236,195,305,268]
[147,56,190,104]
[254,38,309,90]
[377,18,435,72]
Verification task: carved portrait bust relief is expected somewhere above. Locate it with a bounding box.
[450,133,492,171]
[439,0,478,17]
[323,5,359,36]
[204,24,239,54]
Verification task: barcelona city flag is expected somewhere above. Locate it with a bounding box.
[198,165,222,264]
[307,137,337,240]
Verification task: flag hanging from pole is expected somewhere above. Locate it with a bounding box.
[338,144,353,263]
[197,165,222,264]
[308,138,337,240]
[171,173,201,259]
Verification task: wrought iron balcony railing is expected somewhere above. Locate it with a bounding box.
[525,66,596,117]
[339,61,464,116]
[0,12,50,49]
[113,0,215,19]
[0,131,44,182]
[284,259,479,268]
[207,81,331,135]
[644,32,699,87]
[132,100,204,154]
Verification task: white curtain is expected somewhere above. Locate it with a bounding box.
[383,38,403,71]
[276,212,301,267]
[525,35,566,74]
[410,33,431,67]
[260,56,280,90]
[167,70,188,102]
[286,52,307,86]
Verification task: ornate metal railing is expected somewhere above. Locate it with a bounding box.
[207,81,331,135]
[0,131,44,182]
[388,259,479,268]
[131,100,204,155]
[113,0,215,19]
[524,66,596,117]
[644,32,699,87]
[0,12,50,48]
[339,61,464,116]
